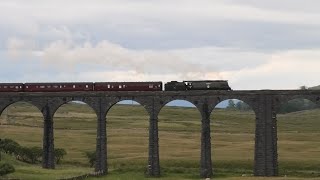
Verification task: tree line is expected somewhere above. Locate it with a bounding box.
[226,100,252,111]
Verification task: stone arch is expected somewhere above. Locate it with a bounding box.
[52,99,98,168]
[158,98,203,175]
[0,100,44,126]
[209,96,257,117]
[0,100,44,164]
[52,99,98,126]
[210,97,256,175]
[105,97,150,116]
[0,99,43,118]
[50,97,98,117]
[105,98,150,172]
[157,97,202,117]
[276,96,320,176]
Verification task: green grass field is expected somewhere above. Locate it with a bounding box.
[1,101,320,179]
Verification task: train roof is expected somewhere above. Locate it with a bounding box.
[94,81,162,84]
[0,83,24,85]
[183,80,228,82]
[25,82,93,85]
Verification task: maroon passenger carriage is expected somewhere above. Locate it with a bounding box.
[24,82,94,92]
[23,82,162,92]
[94,82,162,91]
[0,82,162,92]
[0,83,24,92]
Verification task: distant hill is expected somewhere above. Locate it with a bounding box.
[309,85,320,90]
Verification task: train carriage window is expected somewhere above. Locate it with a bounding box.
[15,86,18,89]
[53,85,58,88]
[73,85,76,88]
[19,86,22,89]
[86,85,89,88]
[26,86,29,88]
[59,85,62,88]
[4,86,7,88]
[107,84,110,88]
[119,85,122,88]
[40,86,45,88]
[149,84,153,88]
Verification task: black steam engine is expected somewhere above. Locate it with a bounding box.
[164,80,231,91]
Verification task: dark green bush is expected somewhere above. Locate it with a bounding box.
[0,138,66,165]
[85,151,96,167]
[0,139,20,155]
[0,163,15,176]
[55,148,67,164]
[16,146,42,164]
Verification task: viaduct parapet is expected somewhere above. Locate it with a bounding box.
[0,90,319,178]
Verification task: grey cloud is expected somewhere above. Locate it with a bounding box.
[2,20,320,53]
[221,0,320,13]
[2,0,320,52]
[62,20,320,52]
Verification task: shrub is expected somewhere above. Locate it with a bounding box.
[16,146,42,164]
[85,151,96,167]
[0,138,67,165]
[0,139,20,155]
[55,148,67,164]
[0,163,15,176]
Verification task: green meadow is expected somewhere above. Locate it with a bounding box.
[1,101,320,179]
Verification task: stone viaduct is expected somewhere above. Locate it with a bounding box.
[0,90,319,178]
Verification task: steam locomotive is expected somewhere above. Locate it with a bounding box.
[165,80,231,91]
[0,80,231,92]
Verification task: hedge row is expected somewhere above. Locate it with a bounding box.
[0,138,66,164]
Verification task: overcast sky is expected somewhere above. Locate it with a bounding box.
[1,0,320,90]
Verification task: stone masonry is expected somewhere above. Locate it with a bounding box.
[0,90,319,178]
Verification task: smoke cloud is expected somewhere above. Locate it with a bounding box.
[7,38,223,81]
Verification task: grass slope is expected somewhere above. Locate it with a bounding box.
[0,102,320,179]
[309,85,320,90]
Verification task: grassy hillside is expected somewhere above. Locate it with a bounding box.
[1,101,320,179]
[309,85,320,90]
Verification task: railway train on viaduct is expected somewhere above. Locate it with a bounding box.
[0,80,231,92]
